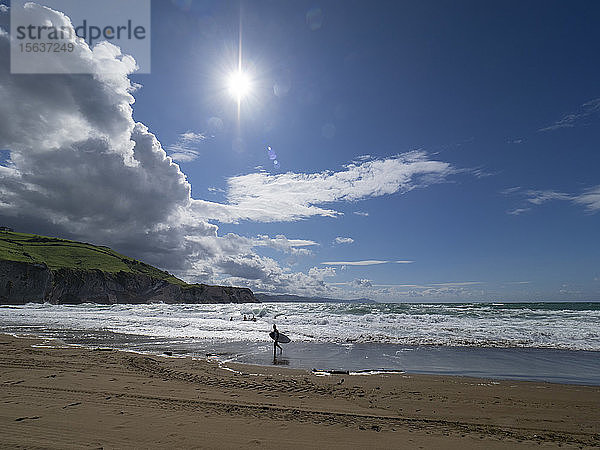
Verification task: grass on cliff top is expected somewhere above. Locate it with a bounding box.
[0,231,187,287]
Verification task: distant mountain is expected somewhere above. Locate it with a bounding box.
[255,293,376,304]
[0,230,256,305]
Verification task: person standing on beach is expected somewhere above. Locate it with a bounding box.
[272,324,283,357]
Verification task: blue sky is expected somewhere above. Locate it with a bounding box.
[0,0,599,301]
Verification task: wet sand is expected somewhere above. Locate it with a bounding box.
[1,334,599,449]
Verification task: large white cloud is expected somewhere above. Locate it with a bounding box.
[193,151,457,223]
[0,3,463,298]
[0,3,342,296]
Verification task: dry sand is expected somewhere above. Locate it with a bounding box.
[0,333,599,449]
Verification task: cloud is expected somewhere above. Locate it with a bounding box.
[353,211,369,216]
[214,255,336,296]
[167,131,206,162]
[507,208,530,215]
[524,190,572,205]
[572,186,600,212]
[539,98,600,131]
[0,3,478,299]
[526,187,600,212]
[333,236,354,245]
[505,186,600,214]
[193,151,458,223]
[500,186,522,195]
[351,278,372,287]
[0,4,334,298]
[321,260,413,266]
[253,234,318,256]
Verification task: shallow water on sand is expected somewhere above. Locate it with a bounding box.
[4,325,599,385]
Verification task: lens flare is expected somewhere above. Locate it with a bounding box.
[266,146,280,169]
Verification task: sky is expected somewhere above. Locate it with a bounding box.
[0,0,599,302]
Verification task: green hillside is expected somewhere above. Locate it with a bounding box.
[0,230,187,287]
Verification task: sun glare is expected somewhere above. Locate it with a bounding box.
[227,71,251,102]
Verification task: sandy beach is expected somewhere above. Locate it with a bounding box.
[0,334,598,449]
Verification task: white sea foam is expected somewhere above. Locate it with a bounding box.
[0,302,599,351]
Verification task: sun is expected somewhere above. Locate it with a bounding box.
[227,71,251,102]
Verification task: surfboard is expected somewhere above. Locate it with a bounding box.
[269,331,291,344]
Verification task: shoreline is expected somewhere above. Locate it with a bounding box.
[1,333,599,448]
[4,327,600,387]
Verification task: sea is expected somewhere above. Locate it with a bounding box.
[1,301,599,385]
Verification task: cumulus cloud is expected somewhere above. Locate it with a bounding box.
[539,98,600,131]
[351,278,372,287]
[214,254,336,296]
[167,131,207,162]
[0,3,470,298]
[193,151,458,223]
[0,5,205,270]
[0,4,331,296]
[333,236,354,245]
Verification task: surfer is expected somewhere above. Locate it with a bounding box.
[272,324,283,356]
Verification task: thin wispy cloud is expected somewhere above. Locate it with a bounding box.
[253,234,318,256]
[321,260,414,266]
[168,131,207,162]
[501,186,522,195]
[539,98,600,132]
[353,211,369,217]
[573,186,600,212]
[507,208,531,216]
[525,190,572,205]
[505,186,600,214]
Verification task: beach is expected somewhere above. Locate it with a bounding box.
[1,334,599,449]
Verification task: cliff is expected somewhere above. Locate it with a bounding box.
[0,231,256,305]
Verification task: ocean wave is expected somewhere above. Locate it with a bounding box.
[0,302,598,351]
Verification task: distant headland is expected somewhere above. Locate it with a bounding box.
[0,230,256,305]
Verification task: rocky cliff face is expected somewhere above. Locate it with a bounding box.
[0,260,256,305]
